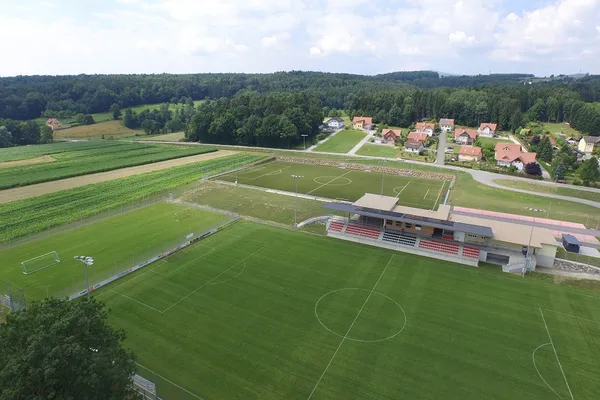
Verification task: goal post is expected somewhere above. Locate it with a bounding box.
[21,251,61,275]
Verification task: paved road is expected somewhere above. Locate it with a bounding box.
[436,132,446,165]
[347,129,375,155]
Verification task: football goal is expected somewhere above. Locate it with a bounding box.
[21,251,61,275]
[175,208,193,222]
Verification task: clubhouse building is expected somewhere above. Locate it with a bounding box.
[324,194,558,272]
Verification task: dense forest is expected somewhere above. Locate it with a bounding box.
[1,71,600,148]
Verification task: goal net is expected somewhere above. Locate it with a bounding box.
[21,251,61,275]
[174,208,193,222]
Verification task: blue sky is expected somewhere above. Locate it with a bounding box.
[1,0,599,77]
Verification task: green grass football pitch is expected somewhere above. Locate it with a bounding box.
[92,221,600,400]
[0,202,231,300]
[217,161,448,209]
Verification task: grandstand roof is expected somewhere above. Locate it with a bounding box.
[354,194,399,211]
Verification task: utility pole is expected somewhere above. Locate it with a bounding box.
[291,175,304,226]
[301,134,308,150]
[74,256,94,299]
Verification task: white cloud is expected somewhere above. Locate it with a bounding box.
[449,31,477,46]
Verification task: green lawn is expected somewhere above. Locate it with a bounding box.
[0,141,216,189]
[0,203,230,300]
[476,137,512,148]
[216,161,447,209]
[355,143,399,158]
[540,122,582,139]
[314,130,366,153]
[52,222,600,398]
[495,180,600,203]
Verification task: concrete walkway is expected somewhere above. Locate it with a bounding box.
[347,129,375,155]
[436,132,446,165]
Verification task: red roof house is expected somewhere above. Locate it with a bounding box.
[407,132,428,143]
[477,123,498,137]
[352,116,373,129]
[458,145,483,162]
[454,129,478,145]
[382,129,402,143]
[495,143,537,171]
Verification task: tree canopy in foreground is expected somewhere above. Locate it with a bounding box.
[0,298,138,400]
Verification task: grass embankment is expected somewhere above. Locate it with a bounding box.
[0,153,266,242]
[0,141,217,189]
[495,180,600,203]
[314,129,366,153]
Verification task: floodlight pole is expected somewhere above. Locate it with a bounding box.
[291,175,304,226]
[525,209,542,273]
[380,160,387,196]
[302,134,308,150]
[74,256,94,299]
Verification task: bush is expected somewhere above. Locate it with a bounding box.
[316,132,328,141]
[573,178,582,186]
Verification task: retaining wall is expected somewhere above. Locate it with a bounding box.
[553,258,600,275]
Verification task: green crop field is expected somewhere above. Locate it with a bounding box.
[0,141,217,189]
[314,130,366,153]
[0,153,266,242]
[216,160,448,209]
[7,216,599,399]
[355,143,400,158]
[0,203,230,300]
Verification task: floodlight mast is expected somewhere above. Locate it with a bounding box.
[74,255,94,299]
[291,175,304,226]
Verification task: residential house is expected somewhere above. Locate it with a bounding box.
[495,143,537,171]
[45,118,61,131]
[454,128,477,145]
[407,131,428,144]
[458,145,483,162]
[404,139,424,154]
[477,123,498,138]
[326,117,344,129]
[415,122,435,137]
[439,118,455,133]
[578,136,600,155]
[382,129,402,144]
[352,116,373,130]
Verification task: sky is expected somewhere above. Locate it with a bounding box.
[1,0,599,77]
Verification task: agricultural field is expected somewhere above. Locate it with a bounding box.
[0,203,230,300]
[137,132,185,142]
[7,218,599,399]
[216,160,448,209]
[355,143,399,158]
[54,120,140,139]
[0,141,217,189]
[0,153,266,242]
[314,129,366,153]
[495,180,600,203]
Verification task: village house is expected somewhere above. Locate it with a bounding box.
[404,139,424,154]
[578,136,600,156]
[415,122,435,137]
[495,143,537,171]
[458,145,483,162]
[454,128,478,145]
[439,118,455,133]
[45,118,61,131]
[477,123,498,138]
[326,117,344,129]
[406,131,428,144]
[352,116,373,130]
[382,129,402,144]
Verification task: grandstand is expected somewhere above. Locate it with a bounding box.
[324,193,559,271]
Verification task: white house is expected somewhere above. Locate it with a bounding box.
[326,117,344,129]
[415,122,435,137]
[439,118,455,133]
[454,129,477,145]
[477,123,498,138]
[495,143,537,171]
[404,139,424,154]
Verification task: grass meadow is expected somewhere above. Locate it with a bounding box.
[314,129,367,153]
[54,120,139,139]
[5,212,600,399]
[0,141,216,189]
[495,179,600,203]
[355,143,400,158]
[216,161,448,209]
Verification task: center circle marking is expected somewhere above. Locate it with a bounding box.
[313,176,352,186]
[314,288,407,343]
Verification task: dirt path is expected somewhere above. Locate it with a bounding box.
[0,155,56,168]
[0,150,236,204]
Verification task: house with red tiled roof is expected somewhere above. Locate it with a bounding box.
[404,139,424,154]
[439,118,455,133]
[477,123,498,138]
[407,132,428,144]
[45,118,61,131]
[454,128,477,145]
[495,143,537,171]
[382,129,402,143]
[415,122,435,137]
[352,116,373,130]
[458,145,483,162]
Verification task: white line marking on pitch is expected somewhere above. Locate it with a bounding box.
[539,307,575,400]
[432,183,444,211]
[395,182,410,198]
[533,343,565,399]
[151,247,217,277]
[542,309,600,325]
[307,255,395,400]
[423,189,430,200]
[110,289,164,313]
[161,246,267,313]
[306,170,353,196]
[249,166,291,181]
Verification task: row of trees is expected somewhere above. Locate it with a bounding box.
[0,119,52,148]
[186,91,323,148]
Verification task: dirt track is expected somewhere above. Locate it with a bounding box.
[0,155,56,168]
[0,150,236,204]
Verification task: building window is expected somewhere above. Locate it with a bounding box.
[415,225,422,231]
[386,220,392,225]
[405,223,412,229]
